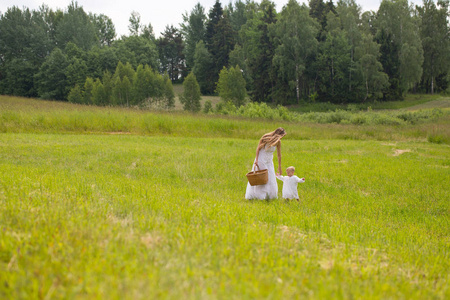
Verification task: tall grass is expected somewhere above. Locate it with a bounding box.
[288,94,447,112]
[1,96,449,144]
[1,133,449,299]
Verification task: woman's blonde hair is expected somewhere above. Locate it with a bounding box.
[258,127,286,150]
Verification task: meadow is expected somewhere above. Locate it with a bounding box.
[0,95,449,299]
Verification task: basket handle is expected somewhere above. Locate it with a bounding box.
[253,163,260,173]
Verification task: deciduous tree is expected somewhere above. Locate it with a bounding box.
[216,65,247,106]
[56,1,98,50]
[193,41,215,94]
[417,0,450,94]
[34,48,69,100]
[92,78,108,105]
[376,0,423,92]
[83,77,94,104]
[355,33,389,101]
[272,0,319,103]
[91,13,116,46]
[0,6,52,97]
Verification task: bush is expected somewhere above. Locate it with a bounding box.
[203,100,213,113]
[215,102,296,121]
[180,73,201,112]
[428,134,444,144]
[215,101,237,115]
[207,100,448,127]
[68,85,83,104]
[395,109,443,124]
[370,113,405,126]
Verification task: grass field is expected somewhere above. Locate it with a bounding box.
[173,84,450,113]
[287,94,450,113]
[1,95,449,144]
[0,96,449,299]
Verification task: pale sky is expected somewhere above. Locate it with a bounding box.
[0,0,424,38]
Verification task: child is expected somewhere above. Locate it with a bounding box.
[276,166,305,201]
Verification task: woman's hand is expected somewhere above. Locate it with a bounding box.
[278,167,282,175]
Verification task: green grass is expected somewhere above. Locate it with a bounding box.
[1,95,449,144]
[288,94,449,113]
[0,96,449,299]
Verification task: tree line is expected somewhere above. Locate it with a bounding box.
[0,0,449,107]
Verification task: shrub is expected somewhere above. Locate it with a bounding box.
[68,85,83,104]
[163,74,175,109]
[203,100,213,113]
[180,73,201,112]
[215,101,237,115]
[428,134,444,144]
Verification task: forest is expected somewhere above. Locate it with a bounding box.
[0,0,449,107]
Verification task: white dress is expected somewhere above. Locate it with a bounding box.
[245,145,278,200]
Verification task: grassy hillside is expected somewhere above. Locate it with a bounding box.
[1,95,449,144]
[287,94,450,113]
[0,96,449,299]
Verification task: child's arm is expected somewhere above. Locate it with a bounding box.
[276,173,285,181]
[295,176,305,183]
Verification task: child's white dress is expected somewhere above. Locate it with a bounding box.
[245,146,278,200]
[276,175,305,199]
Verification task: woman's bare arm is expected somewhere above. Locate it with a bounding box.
[255,140,263,167]
[277,141,282,174]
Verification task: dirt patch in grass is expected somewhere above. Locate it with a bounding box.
[393,149,411,156]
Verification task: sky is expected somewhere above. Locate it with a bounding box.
[0,0,424,38]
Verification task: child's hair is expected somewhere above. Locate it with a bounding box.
[286,166,295,173]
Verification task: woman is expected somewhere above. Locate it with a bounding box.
[245,127,286,200]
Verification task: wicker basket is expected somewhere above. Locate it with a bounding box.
[246,164,268,186]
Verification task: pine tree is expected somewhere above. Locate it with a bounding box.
[157,25,185,82]
[212,13,235,71]
[205,0,223,50]
[309,0,336,40]
[180,3,207,72]
[376,28,402,100]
